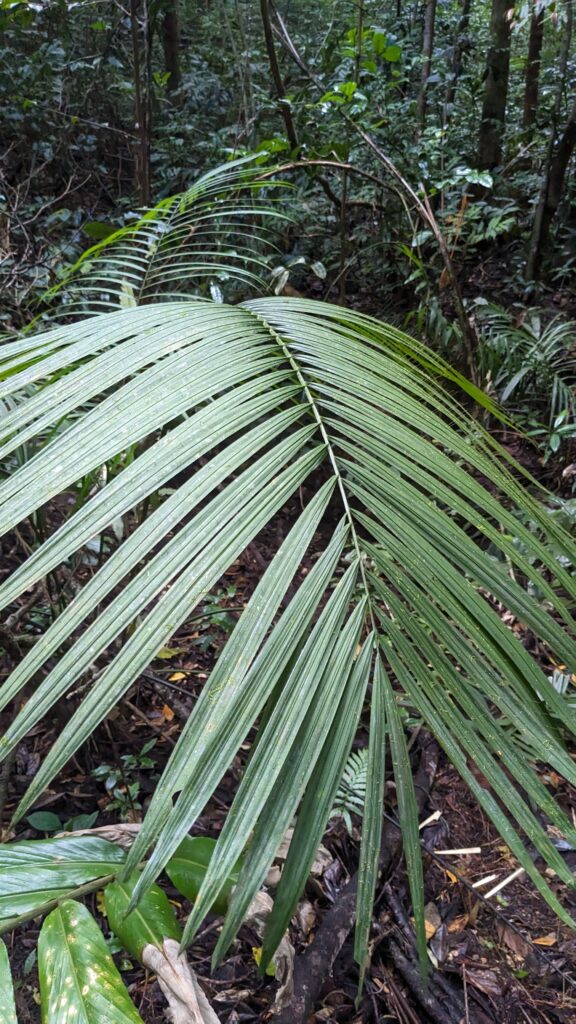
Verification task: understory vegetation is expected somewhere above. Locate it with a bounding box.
[1,1,575,1022]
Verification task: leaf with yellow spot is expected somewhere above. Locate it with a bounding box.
[156,646,185,660]
[252,946,276,976]
[38,900,143,1023]
[0,939,17,1023]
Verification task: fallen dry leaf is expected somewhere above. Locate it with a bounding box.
[266,828,333,886]
[244,891,295,1012]
[424,902,442,941]
[447,914,469,933]
[496,922,531,959]
[142,939,219,1024]
[465,967,504,998]
[296,899,316,937]
[533,933,557,947]
[55,822,141,849]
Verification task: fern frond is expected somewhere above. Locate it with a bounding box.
[331,748,368,832]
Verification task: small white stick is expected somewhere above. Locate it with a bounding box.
[435,847,481,856]
[419,810,442,830]
[484,866,525,899]
[472,873,498,889]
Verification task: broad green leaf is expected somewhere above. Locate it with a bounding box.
[82,221,117,241]
[26,812,62,833]
[0,837,125,920]
[0,939,17,1024]
[166,838,241,916]
[384,43,401,61]
[38,900,143,1024]
[105,873,181,960]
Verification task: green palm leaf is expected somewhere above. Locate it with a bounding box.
[45,157,290,317]
[0,295,575,977]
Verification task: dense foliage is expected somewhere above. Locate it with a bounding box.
[1,2,576,1021]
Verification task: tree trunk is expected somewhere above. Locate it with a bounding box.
[523,4,544,128]
[130,0,151,206]
[477,0,512,169]
[444,0,473,121]
[259,0,299,150]
[416,0,437,129]
[528,96,576,276]
[526,0,573,279]
[161,0,181,94]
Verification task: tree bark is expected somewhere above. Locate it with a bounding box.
[161,0,181,94]
[130,0,151,205]
[532,96,576,268]
[523,4,545,128]
[416,0,437,129]
[477,0,512,169]
[259,0,299,150]
[444,0,473,121]
[526,0,573,279]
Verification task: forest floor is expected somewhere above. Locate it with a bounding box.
[2,460,576,1024]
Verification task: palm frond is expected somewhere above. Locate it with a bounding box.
[44,157,291,318]
[0,296,575,974]
[476,303,576,425]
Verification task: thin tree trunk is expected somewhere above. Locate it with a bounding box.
[259,0,299,150]
[444,0,473,122]
[477,0,512,169]
[130,0,151,205]
[526,0,573,279]
[161,0,181,94]
[528,96,576,275]
[416,0,437,129]
[523,3,545,128]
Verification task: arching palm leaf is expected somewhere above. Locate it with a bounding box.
[0,297,575,977]
[45,157,290,317]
